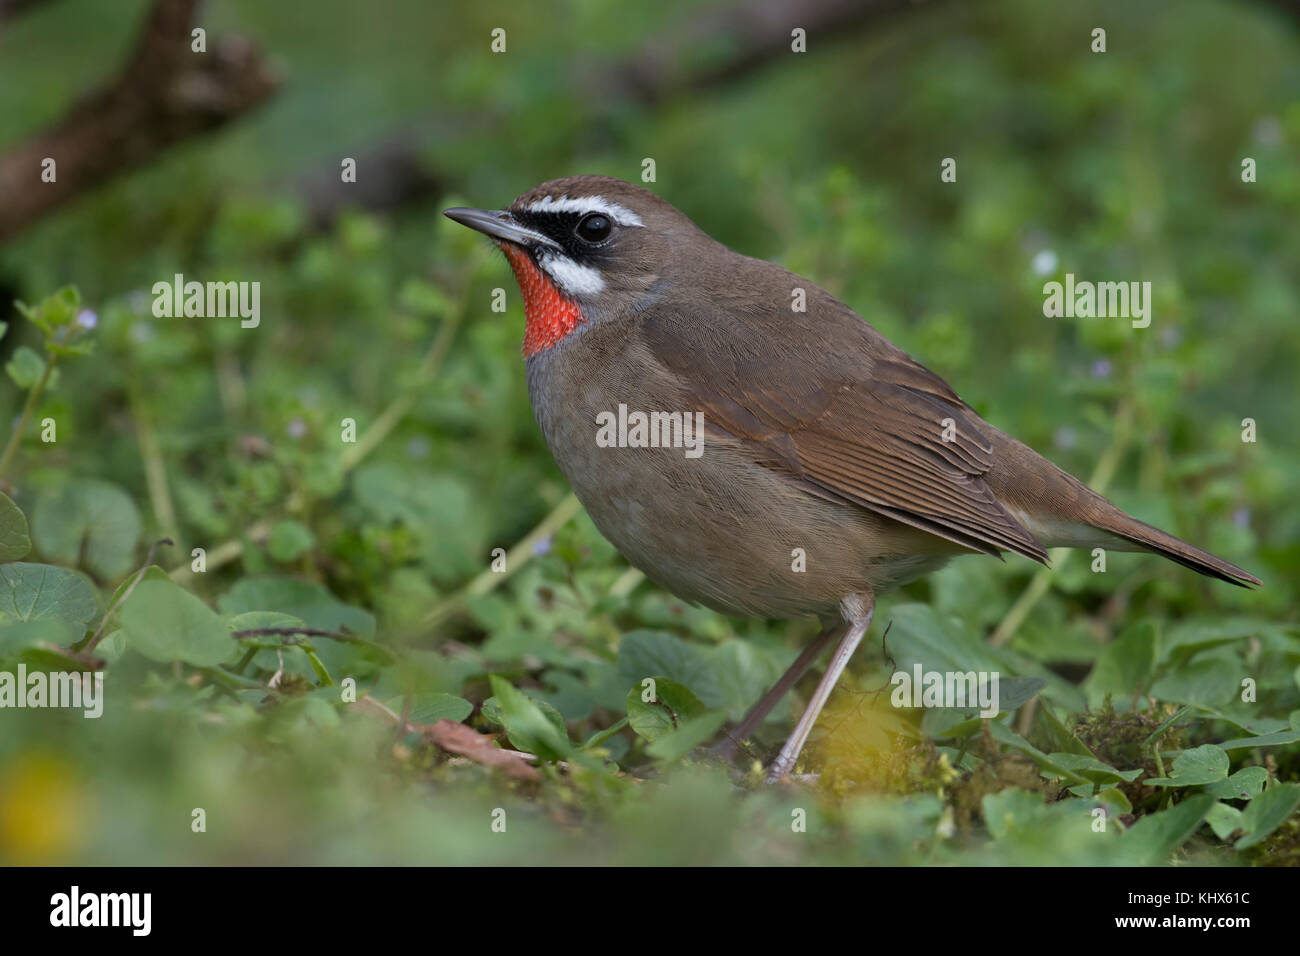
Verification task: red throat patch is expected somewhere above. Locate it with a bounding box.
[498,243,585,357]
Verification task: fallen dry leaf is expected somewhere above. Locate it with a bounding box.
[357,696,539,780]
[423,719,540,780]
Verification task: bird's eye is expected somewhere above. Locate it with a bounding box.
[575,213,612,243]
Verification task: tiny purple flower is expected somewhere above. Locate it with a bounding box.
[287,418,307,439]
[1091,359,1112,379]
[76,310,98,329]
[532,536,553,557]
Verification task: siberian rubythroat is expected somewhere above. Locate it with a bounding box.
[445,175,1258,782]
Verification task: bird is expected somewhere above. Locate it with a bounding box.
[444,175,1260,783]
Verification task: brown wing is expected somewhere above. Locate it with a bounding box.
[640,300,1049,564]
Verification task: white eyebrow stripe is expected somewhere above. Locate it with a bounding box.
[523,194,645,227]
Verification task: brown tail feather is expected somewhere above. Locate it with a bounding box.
[1097,513,1261,589]
[985,433,1260,588]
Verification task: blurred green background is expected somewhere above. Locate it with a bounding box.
[0,0,1296,866]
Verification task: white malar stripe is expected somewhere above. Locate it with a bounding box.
[524,194,645,227]
[541,253,606,296]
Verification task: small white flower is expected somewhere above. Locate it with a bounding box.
[1032,250,1058,277]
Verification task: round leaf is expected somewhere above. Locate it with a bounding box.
[120,579,233,666]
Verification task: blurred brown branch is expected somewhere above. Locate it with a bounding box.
[598,0,945,106]
[299,130,448,229]
[4,0,1297,241]
[0,0,279,243]
[297,0,948,227]
[0,0,58,22]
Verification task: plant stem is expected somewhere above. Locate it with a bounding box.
[421,492,582,631]
[0,355,56,480]
[583,717,629,750]
[340,300,463,473]
[130,385,179,543]
[84,537,174,653]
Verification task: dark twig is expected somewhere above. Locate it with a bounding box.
[0,0,279,243]
[230,626,356,641]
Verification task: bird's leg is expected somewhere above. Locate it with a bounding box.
[711,621,843,762]
[765,592,874,783]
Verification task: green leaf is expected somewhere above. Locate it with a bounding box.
[1162,617,1273,665]
[1120,794,1215,865]
[225,610,307,633]
[104,565,169,613]
[389,692,473,724]
[1046,753,1143,786]
[266,520,315,562]
[1206,802,1243,841]
[1145,744,1230,787]
[1218,727,1300,751]
[1204,766,1269,801]
[32,478,142,579]
[16,286,80,333]
[709,638,784,720]
[919,675,1047,736]
[1096,788,1132,815]
[1234,783,1300,850]
[0,562,98,634]
[119,579,234,666]
[5,346,45,389]
[626,677,707,742]
[0,492,32,561]
[352,465,487,585]
[984,722,1090,786]
[1141,705,1195,747]
[487,676,571,761]
[617,630,721,708]
[0,618,77,654]
[217,577,375,638]
[645,711,728,763]
[885,603,1003,674]
[1084,619,1158,707]
[1150,658,1242,709]
[981,787,1055,841]
[1036,704,1096,757]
